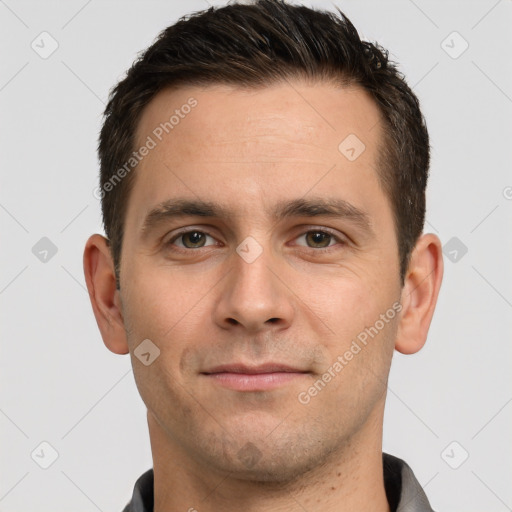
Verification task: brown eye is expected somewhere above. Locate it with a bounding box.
[180,231,207,248]
[305,231,334,248]
[168,230,217,250]
[293,229,346,252]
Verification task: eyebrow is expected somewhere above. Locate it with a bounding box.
[140,196,374,237]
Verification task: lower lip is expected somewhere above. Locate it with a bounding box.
[203,372,307,391]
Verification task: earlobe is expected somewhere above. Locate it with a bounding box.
[83,234,129,355]
[395,233,444,355]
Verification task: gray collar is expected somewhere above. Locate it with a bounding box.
[123,453,435,512]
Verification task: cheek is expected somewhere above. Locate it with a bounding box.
[121,258,209,342]
[121,261,213,390]
[310,271,387,346]
[302,309,397,429]
[121,268,202,420]
[309,271,399,396]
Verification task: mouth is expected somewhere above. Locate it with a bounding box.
[201,363,310,391]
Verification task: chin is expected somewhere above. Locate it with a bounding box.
[232,450,332,485]
[196,430,335,485]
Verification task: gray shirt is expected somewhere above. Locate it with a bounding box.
[122,453,435,512]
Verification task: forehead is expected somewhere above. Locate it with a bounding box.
[135,81,382,163]
[127,81,388,231]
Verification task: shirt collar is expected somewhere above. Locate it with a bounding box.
[122,453,435,512]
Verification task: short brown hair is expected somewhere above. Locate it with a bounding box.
[98,0,429,287]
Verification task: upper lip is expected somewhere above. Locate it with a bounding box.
[202,363,308,374]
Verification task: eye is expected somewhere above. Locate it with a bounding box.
[294,229,345,250]
[168,230,217,249]
[164,227,346,254]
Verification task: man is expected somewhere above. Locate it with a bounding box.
[83,1,443,511]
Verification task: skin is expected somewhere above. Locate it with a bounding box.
[84,81,443,512]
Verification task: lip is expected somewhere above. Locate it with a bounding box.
[203,363,305,374]
[201,363,310,391]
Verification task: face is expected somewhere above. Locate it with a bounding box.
[118,81,403,481]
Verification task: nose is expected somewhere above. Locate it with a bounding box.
[213,242,295,333]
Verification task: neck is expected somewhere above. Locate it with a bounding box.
[149,408,390,512]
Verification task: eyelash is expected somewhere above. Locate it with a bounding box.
[164,227,347,254]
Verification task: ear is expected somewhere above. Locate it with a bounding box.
[395,233,444,355]
[83,234,129,355]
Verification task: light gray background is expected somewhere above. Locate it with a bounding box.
[1,0,511,511]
